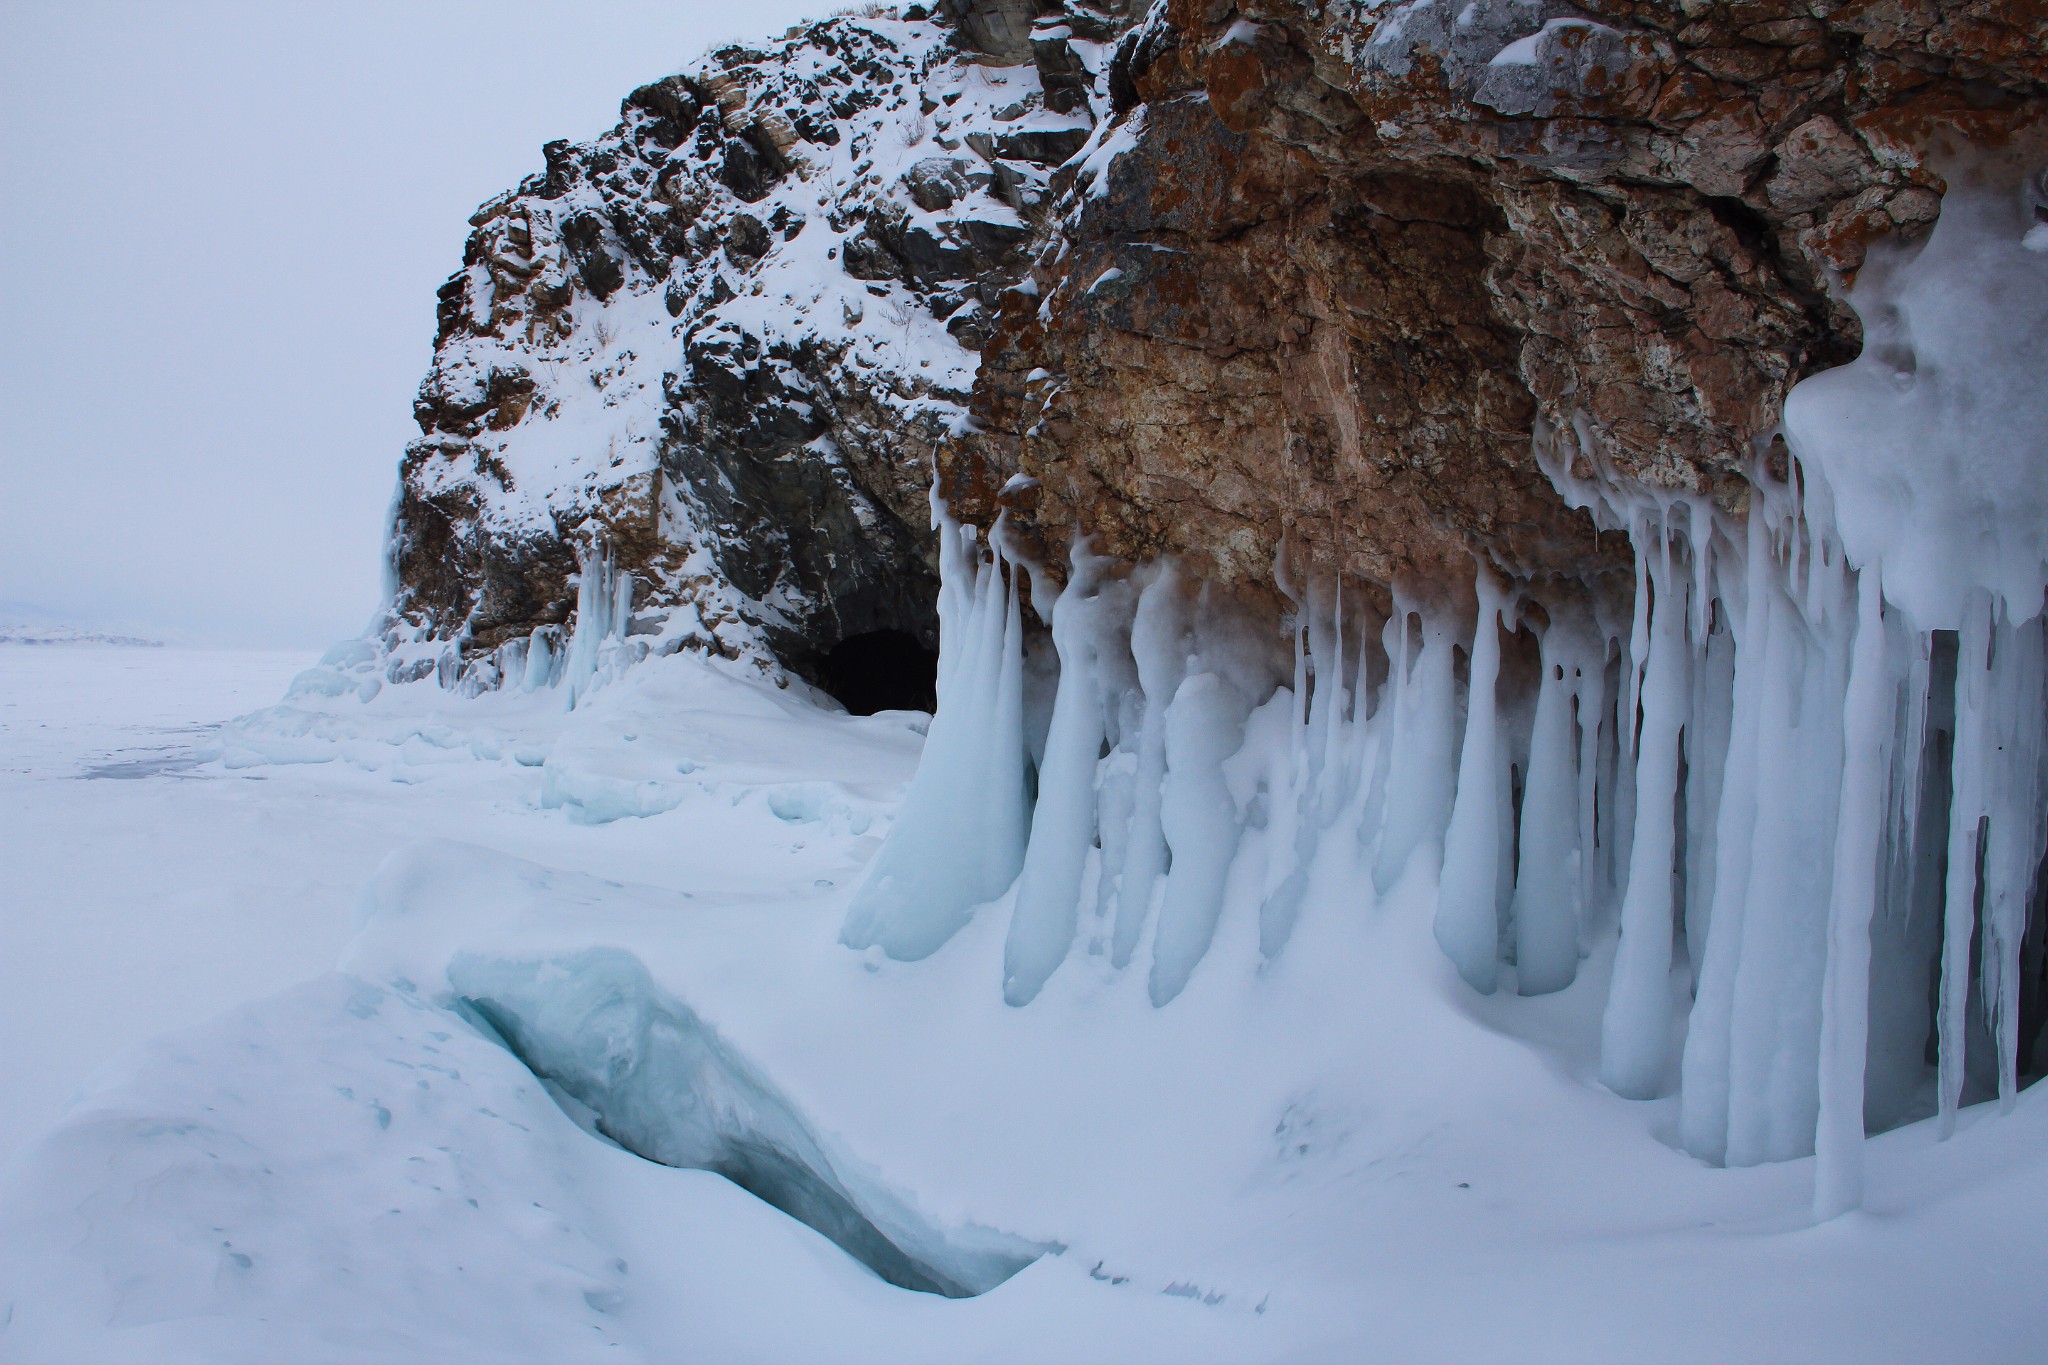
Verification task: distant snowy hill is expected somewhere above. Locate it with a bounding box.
[0,624,162,648]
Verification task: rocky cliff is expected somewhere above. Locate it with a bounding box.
[949,0,2048,607]
[359,0,2048,1196]
[379,0,2044,710]
[385,3,1140,704]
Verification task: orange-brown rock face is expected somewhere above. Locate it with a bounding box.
[943,0,2048,603]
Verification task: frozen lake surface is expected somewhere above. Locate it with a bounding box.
[2,644,2044,1362]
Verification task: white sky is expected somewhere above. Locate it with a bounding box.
[1,0,837,646]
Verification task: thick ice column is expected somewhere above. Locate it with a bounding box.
[1110,565,1189,967]
[842,525,1031,960]
[1357,609,1409,858]
[1148,670,1251,1006]
[1814,570,1891,1219]
[1004,555,1111,1005]
[1435,569,1507,993]
[1724,560,1851,1168]
[1514,618,1588,996]
[1374,605,1460,894]
[1600,527,1689,1099]
[521,627,561,691]
[1681,507,1773,1163]
[564,541,629,708]
[1262,578,1349,959]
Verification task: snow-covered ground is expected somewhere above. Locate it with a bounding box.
[3,644,2045,1362]
[1,646,316,1161]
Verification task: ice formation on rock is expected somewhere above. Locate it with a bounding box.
[846,163,2048,1216]
[840,510,1031,961]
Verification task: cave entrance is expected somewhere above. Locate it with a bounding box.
[821,629,938,716]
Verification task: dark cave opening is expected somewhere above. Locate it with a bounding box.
[820,629,938,716]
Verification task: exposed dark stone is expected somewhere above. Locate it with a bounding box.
[940,0,1060,64]
[720,136,777,202]
[1033,29,1093,113]
[725,212,772,262]
[993,124,1091,164]
[560,211,625,300]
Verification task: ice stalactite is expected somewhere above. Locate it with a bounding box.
[1514,602,1600,997]
[1107,563,1188,969]
[1372,605,1462,898]
[1005,548,1131,1005]
[1601,515,1694,1098]
[1148,665,1255,1006]
[1260,577,1357,961]
[1435,569,1506,993]
[840,512,1030,961]
[564,539,635,709]
[1814,570,1891,1218]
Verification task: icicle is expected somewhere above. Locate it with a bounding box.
[1935,599,1992,1136]
[1091,700,1139,940]
[1110,564,1188,968]
[1683,594,1736,989]
[1435,567,1507,993]
[1862,622,1943,1137]
[1356,607,1410,862]
[1681,503,1774,1163]
[564,540,626,708]
[1600,520,1689,1099]
[1374,604,1459,894]
[1513,613,1588,995]
[1623,509,1652,761]
[1004,551,1111,1005]
[1723,555,1851,1168]
[841,519,1030,961]
[1261,577,1346,959]
[1148,669,1252,1006]
[1814,569,1891,1219]
[1572,634,1607,937]
[1318,579,1354,813]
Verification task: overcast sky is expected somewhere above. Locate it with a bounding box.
[1,0,834,646]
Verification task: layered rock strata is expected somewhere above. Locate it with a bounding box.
[946,0,2048,608]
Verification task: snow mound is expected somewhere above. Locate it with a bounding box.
[0,974,635,1365]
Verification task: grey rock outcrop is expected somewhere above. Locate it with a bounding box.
[385,5,1136,698]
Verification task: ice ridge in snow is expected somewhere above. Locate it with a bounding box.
[453,948,1044,1298]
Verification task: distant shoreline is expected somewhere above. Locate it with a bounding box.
[0,627,164,649]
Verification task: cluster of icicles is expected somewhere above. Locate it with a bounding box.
[429,541,640,702]
[842,170,2048,1215]
[841,473,2047,1216]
